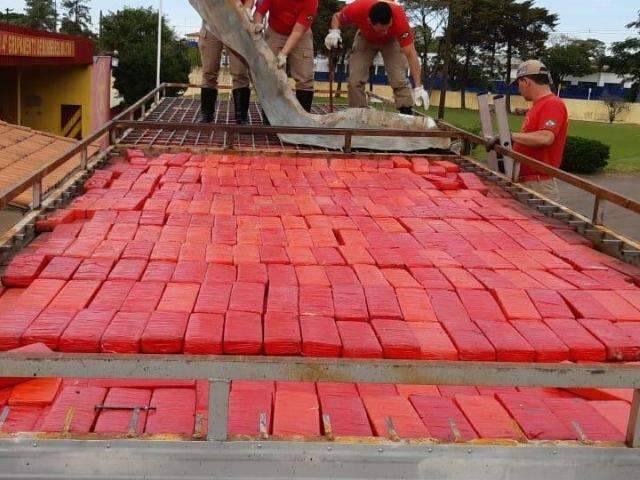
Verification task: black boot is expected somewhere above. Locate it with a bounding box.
[296,90,314,113]
[200,88,217,123]
[398,106,413,115]
[232,87,251,125]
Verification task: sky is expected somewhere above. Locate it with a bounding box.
[3,0,639,44]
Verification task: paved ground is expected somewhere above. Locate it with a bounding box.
[558,174,640,242]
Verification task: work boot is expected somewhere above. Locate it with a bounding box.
[200,88,217,123]
[233,87,251,125]
[398,106,413,115]
[296,90,314,113]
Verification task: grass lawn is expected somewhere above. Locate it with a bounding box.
[421,106,640,174]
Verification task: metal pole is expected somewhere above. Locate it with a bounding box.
[626,389,640,447]
[208,379,230,441]
[156,0,162,88]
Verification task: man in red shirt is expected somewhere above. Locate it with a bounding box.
[500,60,568,202]
[325,0,429,114]
[254,0,318,113]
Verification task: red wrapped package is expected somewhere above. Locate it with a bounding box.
[194,282,232,314]
[371,319,421,359]
[584,290,640,321]
[145,388,196,436]
[364,285,401,319]
[73,257,115,281]
[300,316,341,357]
[332,284,368,321]
[473,319,535,362]
[0,405,46,432]
[120,281,165,312]
[590,401,630,436]
[150,241,181,262]
[39,386,107,433]
[458,289,506,322]
[286,246,317,266]
[454,395,523,440]
[38,256,83,281]
[157,282,200,313]
[356,383,397,396]
[319,391,373,437]
[172,260,207,284]
[21,308,78,349]
[266,285,299,314]
[526,289,574,319]
[438,386,479,397]
[395,385,439,398]
[311,247,344,266]
[299,285,334,317]
[578,319,639,361]
[338,246,374,265]
[223,311,262,354]
[438,318,495,361]
[382,269,421,289]
[141,311,189,353]
[141,261,175,282]
[204,264,236,284]
[89,280,134,311]
[267,264,298,286]
[19,279,66,310]
[361,395,428,439]
[100,311,150,353]
[0,308,42,350]
[407,322,458,360]
[409,395,478,441]
[59,310,115,352]
[543,318,606,362]
[411,267,453,290]
[108,259,147,281]
[560,290,615,320]
[395,288,436,322]
[264,312,301,356]
[94,387,152,435]
[2,253,49,287]
[229,282,265,314]
[543,397,623,441]
[49,279,101,310]
[325,266,359,286]
[184,313,224,354]
[273,390,320,438]
[510,319,570,362]
[497,392,576,440]
[8,377,61,406]
[295,265,330,286]
[494,288,541,320]
[228,383,273,437]
[337,321,382,358]
[316,383,358,397]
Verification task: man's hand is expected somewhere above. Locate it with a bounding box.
[252,20,265,34]
[485,135,501,152]
[277,52,287,69]
[412,86,430,109]
[324,29,342,50]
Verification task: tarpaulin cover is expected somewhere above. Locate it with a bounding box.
[89,280,134,311]
[526,289,574,319]
[337,321,382,358]
[396,288,437,322]
[228,383,273,436]
[578,319,639,361]
[454,395,523,440]
[21,308,78,349]
[141,311,189,353]
[361,395,428,439]
[319,392,373,436]
[543,397,623,441]
[543,318,606,361]
[264,312,301,355]
[332,284,368,321]
[496,392,576,440]
[473,319,535,362]
[39,386,107,433]
[409,395,478,441]
[273,390,319,438]
[8,378,61,406]
[184,313,224,354]
[59,309,115,352]
[145,388,196,435]
[300,316,341,357]
[510,319,570,362]
[223,311,262,354]
[38,256,83,281]
[94,387,152,434]
[101,311,151,353]
[371,319,421,359]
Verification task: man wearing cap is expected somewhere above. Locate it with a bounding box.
[497,60,568,201]
[253,0,318,113]
[199,1,255,124]
[325,0,429,114]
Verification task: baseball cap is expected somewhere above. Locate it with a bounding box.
[511,60,552,85]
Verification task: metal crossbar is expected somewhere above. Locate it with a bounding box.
[0,352,638,447]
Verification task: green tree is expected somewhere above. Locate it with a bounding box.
[542,37,599,87]
[60,0,92,36]
[2,8,29,26]
[609,10,640,102]
[24,0,57,31]
[98,7,191,105]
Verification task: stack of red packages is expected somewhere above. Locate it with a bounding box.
[223,311,262,354]
[183,313,224,354]
[272,389,320,438]
[100,312,151,353]
[228,381,274,437]
[299,316,341,357]
[59,310,116,352]
[361,395,428,439]
[319,387,373,437]
[264,312,301,356]
[370,319,421,359]
[336,321,382,358]
[141,311,189,353]
[1,254,49,287]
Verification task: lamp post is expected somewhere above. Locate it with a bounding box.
[156,0,163,89]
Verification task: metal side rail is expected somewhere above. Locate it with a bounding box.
[0,353,639,479]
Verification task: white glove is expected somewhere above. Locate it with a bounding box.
[324,29,342,50]
[412,86,430,109]
[276,52,287,69]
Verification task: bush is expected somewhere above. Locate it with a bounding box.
[561,136,609,174]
